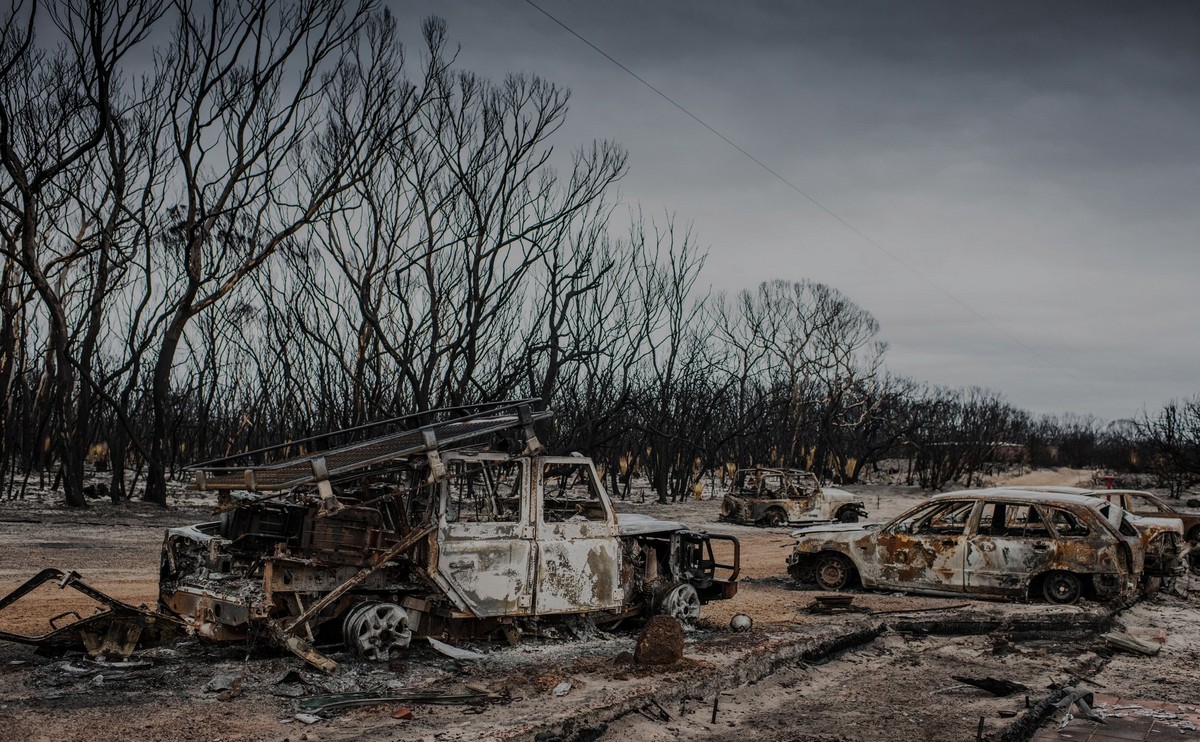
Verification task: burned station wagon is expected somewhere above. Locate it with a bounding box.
[718,468,868,527]
[787,489,1136,604]
[1007,486,1185,585]
[158,402,740,672]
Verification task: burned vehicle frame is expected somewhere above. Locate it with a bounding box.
[0,568,184,658]
[155,401,739,672]
[718,468,868,527]
[1007,486,1186,585]
[1095,489,1200,545]
[787,489,1137,605]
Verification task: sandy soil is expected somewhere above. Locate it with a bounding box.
[993,467,1097,488]
[0,482,1196,742]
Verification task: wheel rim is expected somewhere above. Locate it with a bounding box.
[662,584,701,624]
[343,602,411,660]
[1044,573,1080,604]
[817,557,847,589]
[765,510,784,526]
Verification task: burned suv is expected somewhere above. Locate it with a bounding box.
[158,402,739,672]
[719,468,867,527]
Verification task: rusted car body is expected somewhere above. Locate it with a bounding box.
[1008,486,1185,581]
[787,489,1136,604]
[156,402,739,672]
[719,468,868,527]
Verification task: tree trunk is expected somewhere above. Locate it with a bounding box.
[144,315,189,506]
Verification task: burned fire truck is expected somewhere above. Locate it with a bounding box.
[157,401,739,671]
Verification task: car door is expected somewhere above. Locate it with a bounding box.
[966,501,1058,598]
[874,500,975,593]
[533,457,623,614]
[434,455,536,617]
[1124,493,1170,518]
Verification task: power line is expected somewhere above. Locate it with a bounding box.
[522,0,1114,403]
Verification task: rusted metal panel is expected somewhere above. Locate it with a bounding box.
[432,454,536,617]
[534,539,621,614]
[435,536,536,616]
[533,456,622,614]
[874,531,968,592]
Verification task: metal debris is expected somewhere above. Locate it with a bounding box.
[0,568,183,658]
[807,595,864,614]
[428,637,485,661]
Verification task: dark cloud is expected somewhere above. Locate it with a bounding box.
[400,2,1200,418]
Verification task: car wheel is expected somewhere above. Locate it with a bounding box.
[658,583,701,625]
[1042,571,1082,605]
[814,553,853,591]
[761,507,787,527]
[342,602,411,660]
[838,508,859,524]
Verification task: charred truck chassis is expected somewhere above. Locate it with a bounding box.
[155,402,739,671]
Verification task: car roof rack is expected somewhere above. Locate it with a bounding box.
[188,400,551,492]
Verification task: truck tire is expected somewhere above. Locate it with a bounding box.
[656,583,701,624]
[837,507,860,523]
[342,602,411,660]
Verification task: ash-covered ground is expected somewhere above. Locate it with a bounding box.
[0,480,1197,742]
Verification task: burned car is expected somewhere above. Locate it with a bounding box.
[1096,489,1200,544]
[718,468,868,527]
[1008,486,1185,583]
[787,489,1137,605]
[157,402,739,672]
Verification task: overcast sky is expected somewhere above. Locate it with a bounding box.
[394,1,1199,421]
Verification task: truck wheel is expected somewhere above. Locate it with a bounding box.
[760,507,787,527]
[343,602,411,660]
[814,554,853,591]
[837,508,859,523]
[1042,571,1082,605]
[657,583,701,624]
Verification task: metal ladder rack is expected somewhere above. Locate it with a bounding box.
[188,400,551,493]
